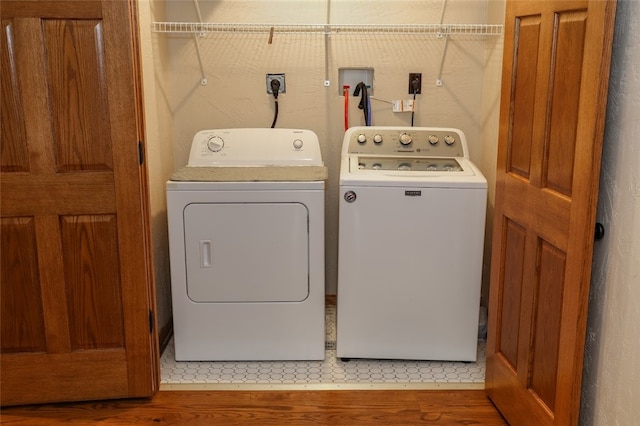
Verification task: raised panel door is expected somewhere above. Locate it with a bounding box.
[486,1,617,424]
[0,0,158,406]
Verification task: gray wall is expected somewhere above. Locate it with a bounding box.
[581,1,640,424]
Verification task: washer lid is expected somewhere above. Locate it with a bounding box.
[187,128,323,167]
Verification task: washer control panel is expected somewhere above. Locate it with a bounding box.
[344,126,467,158]
[187,128,323,166]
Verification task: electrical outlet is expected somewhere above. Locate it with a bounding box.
[266,73,286,94]
[408,73,422,94]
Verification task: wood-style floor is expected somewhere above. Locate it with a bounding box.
[1,390,506,425]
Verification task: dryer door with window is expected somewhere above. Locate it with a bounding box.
[183,202,309,302]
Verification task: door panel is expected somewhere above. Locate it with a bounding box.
[497,219,525,369]
[0,217,45,353]
[0,0,158,406]
[486,0,617,424]
[61,215,125,350]
[0,20,29,173]
[508,16,540,180]
[530,240,565,412]
[43,18,113,172]
[544,11,587,195]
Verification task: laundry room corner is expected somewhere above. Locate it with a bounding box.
[134,0,510,391]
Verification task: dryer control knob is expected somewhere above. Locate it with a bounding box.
[357,134,367,144]
[373,134,383,144]
[444,135,456,145]
[428,135,439,145]
[399,132,412,145]
[207,136,224,152]
[293,139,303,149]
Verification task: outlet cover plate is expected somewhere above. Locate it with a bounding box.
[266,73,286,94]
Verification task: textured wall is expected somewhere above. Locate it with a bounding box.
[163,0,498,294]
[139,0,176,339]
[480,0,504,306]
[581,0,640,424]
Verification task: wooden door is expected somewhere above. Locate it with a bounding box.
[485,0,617,425]
[0,0,159,405]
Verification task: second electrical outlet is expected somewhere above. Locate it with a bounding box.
[408,73,422,94]
[266,73,286,94]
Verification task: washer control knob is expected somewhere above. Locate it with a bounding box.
[293,139,303,149]
[207,136,224,152]
[399,132,412,145]
[444,135,456,145]
[373,134,383,144]
[357,134,367,144]
[428,135,439,145]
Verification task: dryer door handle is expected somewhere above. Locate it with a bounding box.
[200,240,212,268]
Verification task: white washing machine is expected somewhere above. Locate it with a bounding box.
[167,128,327,361]
[336,126,487,361]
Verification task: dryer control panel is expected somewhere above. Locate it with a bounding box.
[188,128,323,167]
[343,127,467,159]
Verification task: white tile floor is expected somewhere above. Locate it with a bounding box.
[161,305,486,390]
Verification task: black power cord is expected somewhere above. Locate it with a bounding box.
[411,77,420,127]
[270,79,280,128]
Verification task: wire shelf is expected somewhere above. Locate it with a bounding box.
[152,22,503,37]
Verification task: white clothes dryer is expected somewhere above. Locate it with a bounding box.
[336,126,487,362]
[167,128,327,361]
